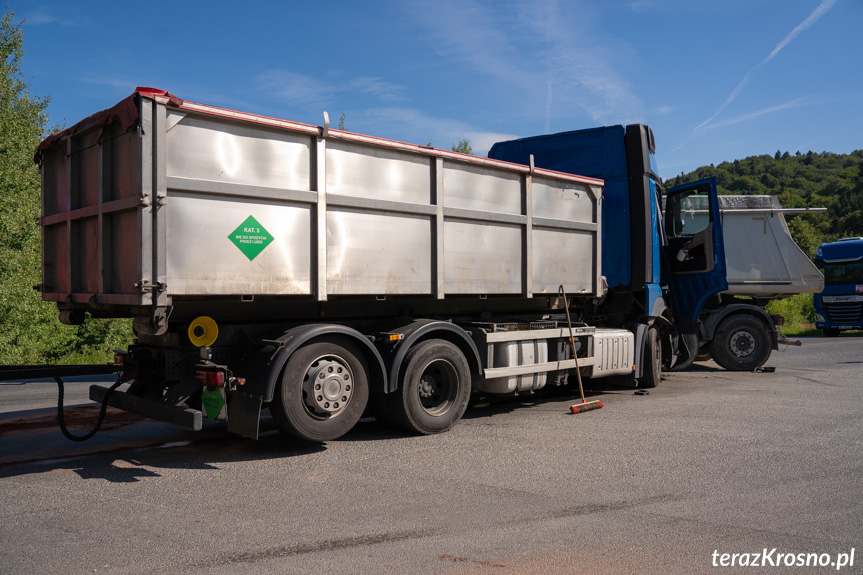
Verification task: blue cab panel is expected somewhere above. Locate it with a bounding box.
[489,126,633,289]
[490,125,728,332]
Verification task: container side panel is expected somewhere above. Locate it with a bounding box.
[531,176,595,223]
[326,141,432,204]
[42,148,68,217]
[103,211,141,295]
[104,126,142,202]
[165,112,311,192]
[72,218,100,293]
[532,228,595,294]
[326,209,432,295]
[443,162,521,215]
[444,220,522,294]
[71,130,100,210]
[166,193,312,295]
[43,222,69,294]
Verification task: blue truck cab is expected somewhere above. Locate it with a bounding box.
[813,237,863,336]
[490,125,728,381]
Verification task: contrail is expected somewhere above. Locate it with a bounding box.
[694,0,837,132]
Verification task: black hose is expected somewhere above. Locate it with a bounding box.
[55,376,124,442]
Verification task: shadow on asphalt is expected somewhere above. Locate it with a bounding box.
[0,420,328,483]
[0,368,725,483]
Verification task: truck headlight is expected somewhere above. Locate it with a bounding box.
[815,313,826,323]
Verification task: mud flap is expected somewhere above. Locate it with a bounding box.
[227,391,263,439]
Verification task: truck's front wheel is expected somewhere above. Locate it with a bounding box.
[271,338,369,442]
[640,326,662,388]
[385,339,471,435]
[709,315,771,371]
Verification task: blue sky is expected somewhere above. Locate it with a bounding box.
[13,0,863,178]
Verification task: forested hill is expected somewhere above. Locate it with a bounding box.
[664,149,863,258]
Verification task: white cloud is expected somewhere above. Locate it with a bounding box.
[406,0,644,125]
[348,77,406,103]
[23,7,90,27]
[257,71,406,108]
[695,0,837,132]
[701,96,816,130]
[355,106,516,156]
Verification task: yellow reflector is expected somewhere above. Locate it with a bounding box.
[389,334,404,341]
[188,316,219,347]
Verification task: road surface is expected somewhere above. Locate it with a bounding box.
[0,337,860,574]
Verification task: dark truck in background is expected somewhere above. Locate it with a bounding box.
[814,237,863,336]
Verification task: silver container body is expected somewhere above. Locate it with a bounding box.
[39,91,604,314]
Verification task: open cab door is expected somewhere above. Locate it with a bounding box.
[664,177,728,333]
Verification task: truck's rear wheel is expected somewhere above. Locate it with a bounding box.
[709,315,771,371]
[271,338,369,442]
[386,339,471,435]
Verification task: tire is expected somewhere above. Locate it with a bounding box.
[709,315,772,371]
[271,338,369,442]
[668,332,699,372]
[384,339,471,435]
[823,328,841,338]
[640,326,661,388]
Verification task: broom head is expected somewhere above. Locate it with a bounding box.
[570,401,604,414]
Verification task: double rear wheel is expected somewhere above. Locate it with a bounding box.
[271,338,369,442]
[374,339,471,435]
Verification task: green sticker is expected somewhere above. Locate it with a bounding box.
[228,215,274,261]
[201,387,226,421]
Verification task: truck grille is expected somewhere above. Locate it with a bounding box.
[825,303,863,323]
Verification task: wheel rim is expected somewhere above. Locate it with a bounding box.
[301,355,354,419]
[416,359,458,416]
[728,329,757,358]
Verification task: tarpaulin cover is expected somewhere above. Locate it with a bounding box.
[35,88,182,162]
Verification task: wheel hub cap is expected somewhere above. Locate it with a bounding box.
[303,358,353,415]
[729,330,756,358]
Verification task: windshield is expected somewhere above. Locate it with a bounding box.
[821,262,863,286]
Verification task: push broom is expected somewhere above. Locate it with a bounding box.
[559,286,604,414]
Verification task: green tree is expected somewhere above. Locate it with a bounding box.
[0,7,131,364]
[0,8,70,363]
[452,138,472,155]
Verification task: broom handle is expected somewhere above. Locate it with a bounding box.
[559,285,587,405]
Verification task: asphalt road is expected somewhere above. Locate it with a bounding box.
[0,337,860,574]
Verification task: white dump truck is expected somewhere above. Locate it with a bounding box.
[688,195,824,369]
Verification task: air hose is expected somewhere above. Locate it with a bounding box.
[55,376,124,442]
